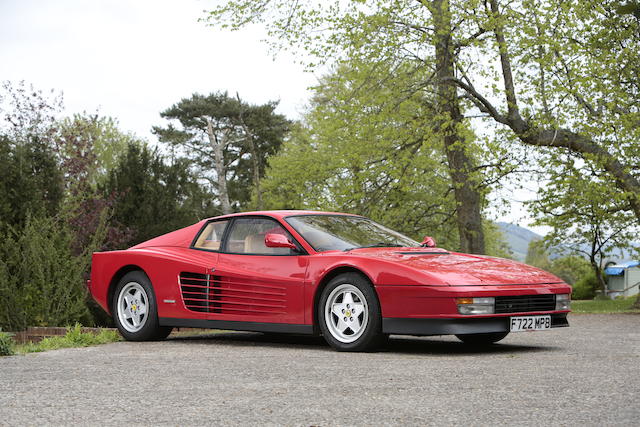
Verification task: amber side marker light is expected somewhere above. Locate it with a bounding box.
[456,297,495,315]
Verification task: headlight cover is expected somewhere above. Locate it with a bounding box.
[555,294,571,311]
[457,297,495,315]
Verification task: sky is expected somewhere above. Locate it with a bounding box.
[0,0,544,233]
[0,0,317,138]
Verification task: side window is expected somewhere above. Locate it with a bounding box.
[225,217,295,255]
[193,220,229,251]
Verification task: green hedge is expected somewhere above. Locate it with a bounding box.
[0,216,97,331]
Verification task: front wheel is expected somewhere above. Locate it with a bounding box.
[318,273,383,352]
[112,271,172,341]
[455,331,509,345]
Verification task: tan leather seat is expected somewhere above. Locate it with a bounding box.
[244,234,269,253]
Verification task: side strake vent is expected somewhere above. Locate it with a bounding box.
[179,272,286,315]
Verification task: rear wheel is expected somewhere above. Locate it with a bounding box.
[112,271,172,341]
[318,273,383,352]
[455,331,509,345]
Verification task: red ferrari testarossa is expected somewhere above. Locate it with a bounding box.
[88,211,571,351]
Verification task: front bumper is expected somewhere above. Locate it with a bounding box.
[382,313,569,336]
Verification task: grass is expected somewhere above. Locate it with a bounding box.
[1,324,121,356]
[571,296,640,314]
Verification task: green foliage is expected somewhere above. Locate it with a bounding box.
[56,114,136,188]
[530,162,637,279]
[0,331,15,356]
[525,239,598,297]
[103,143,218,246]
[0,135,64,229]
[572,273,600,300]
[261,62,466,248]
[0,216,102,331]
[484,221,513,259]
[15,324,120,354]
[525,239,551,270]
[548,255,593,287]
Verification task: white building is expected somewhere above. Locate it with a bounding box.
[604,261,640,298]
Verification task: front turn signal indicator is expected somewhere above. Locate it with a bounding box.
[456,297,495,315]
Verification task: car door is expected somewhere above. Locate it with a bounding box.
[211,216,309,325]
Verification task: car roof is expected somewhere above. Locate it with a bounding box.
[206,210,361,221]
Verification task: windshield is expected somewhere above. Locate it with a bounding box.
[285,215,419,252]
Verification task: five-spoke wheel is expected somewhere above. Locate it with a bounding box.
[318,273,384,352]
[117,282,149,333]
[324,284,369,343]
[112,271,172,341]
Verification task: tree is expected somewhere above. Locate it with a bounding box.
[205,0,640,219]
[153,92,289,214]
[0,82,64,229]
[56,114,135,186]
[525,239,551,271]
[260,63,517,253]
[446,0,640,226]
[52,114,140,254]
[103,143,218,247]
[0,134,64,229]
[548,255,593,288]
[204,1,499,254]
[530,165,637,292]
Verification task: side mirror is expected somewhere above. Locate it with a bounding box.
[264,233,297,250]
[420,236,436,248]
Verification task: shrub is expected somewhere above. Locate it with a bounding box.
[572,273,599,300]
[0,216,99,331]
[0,331,15,356]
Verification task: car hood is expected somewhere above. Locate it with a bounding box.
[348,247,562,285]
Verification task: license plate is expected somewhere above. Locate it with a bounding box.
[510,315,551,332]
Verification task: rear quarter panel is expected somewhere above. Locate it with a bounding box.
[90,247,218,318]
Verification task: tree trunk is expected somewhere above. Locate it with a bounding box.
[206,118,232,214]
[236,93,264,210]
[240,122,263,210]
[431,0,485,254]
[249,138,263,210]
[589,254,607,295]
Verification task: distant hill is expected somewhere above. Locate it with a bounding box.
[496,222,638,263]
[496,222,542,261]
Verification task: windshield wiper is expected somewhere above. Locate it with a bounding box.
[344,243,404,251]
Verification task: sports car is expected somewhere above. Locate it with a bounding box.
[88,210,571,351]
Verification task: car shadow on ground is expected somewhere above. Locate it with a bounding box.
[167,331,558,355]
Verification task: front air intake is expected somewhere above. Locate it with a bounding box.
[494,294,556,313]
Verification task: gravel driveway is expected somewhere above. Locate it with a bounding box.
[1,314,639,426]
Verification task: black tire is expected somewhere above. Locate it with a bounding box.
[455,331,509,345]
[318,272,384,352]
[112,271,172,341]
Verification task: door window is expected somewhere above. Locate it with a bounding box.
[193,220,229,251]
[225,217,296,255]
